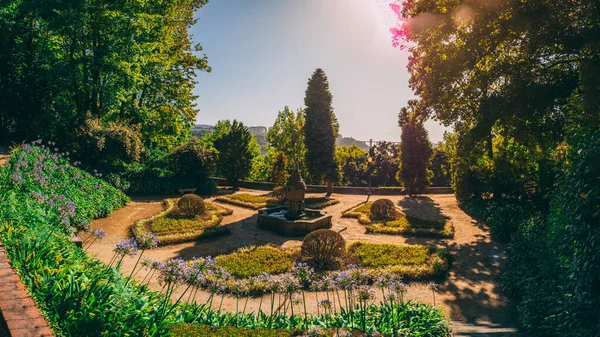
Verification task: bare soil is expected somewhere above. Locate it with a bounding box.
[87,191,512,327]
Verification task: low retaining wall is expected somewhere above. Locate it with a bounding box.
[210,177,453,195]
[0,242,53,337]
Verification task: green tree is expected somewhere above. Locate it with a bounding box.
[370,141,401,187]
[336,145,368,186]
[429,143,451,187]
[303,68,339,194]
[0,0,210,159]
[266,106,306,163]
[213,120,258,189]
[397,106,433,195]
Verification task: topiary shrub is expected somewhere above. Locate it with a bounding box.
[178,194,206,218]
[301,229,346,270]
[370,199,397,221]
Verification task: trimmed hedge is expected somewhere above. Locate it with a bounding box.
[132,198,233,246]
[342,201,454,238]
[215,193,339,210]
[215,246,293,278]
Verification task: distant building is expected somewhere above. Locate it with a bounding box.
[247,126,267,138]
[191,124,214,138]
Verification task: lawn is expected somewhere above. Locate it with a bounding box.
[215,245,294,278]
[215,193,339,210]
[133,198,233,245]
[342,201,454,238]
[346,241,449,280]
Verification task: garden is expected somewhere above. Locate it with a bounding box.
[0,143,452,336]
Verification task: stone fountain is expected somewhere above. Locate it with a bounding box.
[257,166,332,236]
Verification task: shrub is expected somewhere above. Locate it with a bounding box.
[215,193,339,210]
[301,229,346,270]
[178,194,206,218]
[370,199,397,221]
[216,246,293,278]
[169,139,216,183]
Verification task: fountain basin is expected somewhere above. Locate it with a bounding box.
[257,206,332,236]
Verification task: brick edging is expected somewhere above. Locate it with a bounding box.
[0,243,54,337]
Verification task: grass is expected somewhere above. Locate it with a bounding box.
[342,201,454,238]
[216,245,293,278]
[347,241,449,280]
[133,199,233,246]
[215,193,339,210]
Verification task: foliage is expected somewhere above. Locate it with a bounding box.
[370,199,397,221]
[303,69,339,189]
[342,202,453,238]
[213,120,259,189]
[347,242,449,280]
[178,194,206,218]
[397,107,433,195]
[216,246,293,278]
[5,142,128,229]
[301,230,346,270]
[0,0,210,154]
[133,198,232,246]
[113,140,216,195]
[249,150,276,182]
[369,142,401,187]
[335,146,368,186]
[169,325,293,337]
[271,152,290,187]
[215,193,339,210]
[267,107,307,166]
[430,144,451,187]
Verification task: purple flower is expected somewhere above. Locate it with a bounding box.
[114,239,138,257]
[157,258,189,285]
[138,232,160,250]
[91,229,106,241]
[318,299,332,309]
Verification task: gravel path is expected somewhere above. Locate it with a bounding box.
[87,190,518,335]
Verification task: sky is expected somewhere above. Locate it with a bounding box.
[191,0,449,143]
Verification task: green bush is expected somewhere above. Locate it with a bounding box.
[216,246,293,278]
[301,229,346,270]
[177,194,206,218]
[370,199,397,221]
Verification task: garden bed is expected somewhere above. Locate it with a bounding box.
[132,198,233,246]
[188,240,448,296]
[215,193,339,210]
[342,201,454,238]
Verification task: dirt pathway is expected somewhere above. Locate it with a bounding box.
[88,191,517,335]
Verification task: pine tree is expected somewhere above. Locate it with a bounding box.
[397,106,433,195]
[303,68,339,194]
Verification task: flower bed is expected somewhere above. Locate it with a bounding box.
[132,198,233,246]
[342,201,454,238]
[0,142,450,336]
[216,245,294,278]
[215,193,339,210]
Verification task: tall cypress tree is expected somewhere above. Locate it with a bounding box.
[303,68,339,194]
[397,105,433,195]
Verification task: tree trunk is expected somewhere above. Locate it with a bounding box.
[326,180,333,198]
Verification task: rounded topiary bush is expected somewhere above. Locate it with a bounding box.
[370,199,397,221]
[178,194,205,218]
[301,229,346,270]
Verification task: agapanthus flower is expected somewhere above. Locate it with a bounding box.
[355,285,375,302]
[157,258,188,285]
[138,232,159,250]
[114,238,138,257]
[91,228,106,241]
[427,281,438,291]
[317,299,332,309]
[292,261,314,283]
